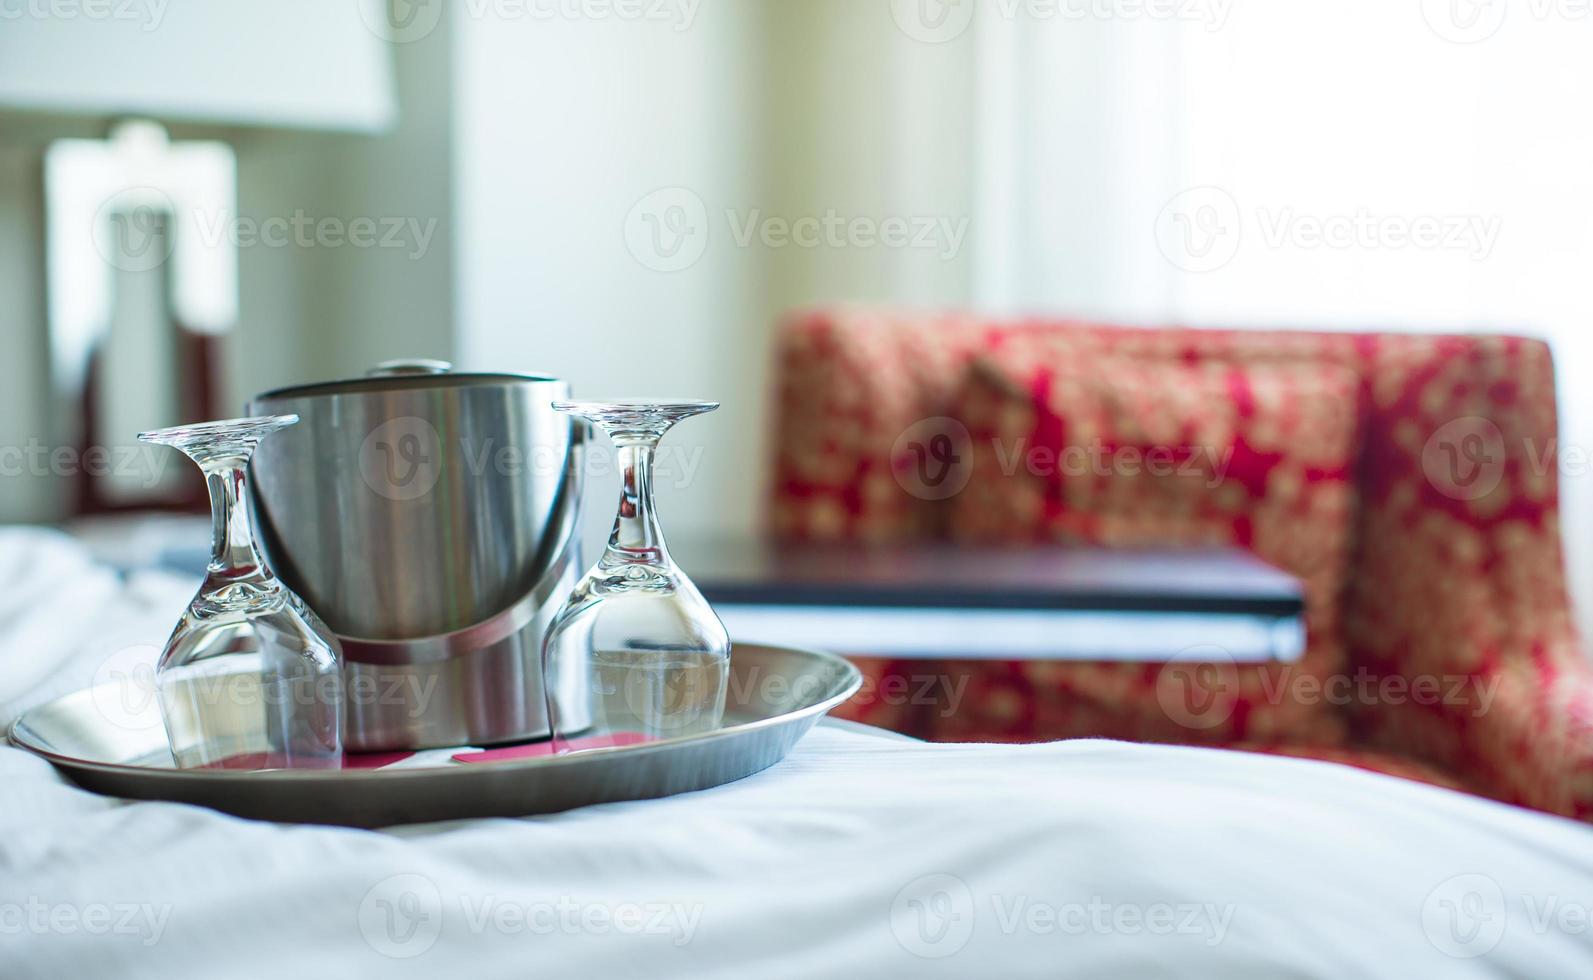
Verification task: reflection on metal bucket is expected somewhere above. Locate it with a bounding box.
[249,360,588,751]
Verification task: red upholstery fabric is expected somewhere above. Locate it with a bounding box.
[949,334,1362,747]
[770,308,989,542]
[770,308,1593,821]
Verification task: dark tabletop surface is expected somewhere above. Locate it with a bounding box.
[671,537,1305,617]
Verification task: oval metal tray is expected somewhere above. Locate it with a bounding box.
[8,643,861,827]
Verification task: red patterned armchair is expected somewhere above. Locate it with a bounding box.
[769,307,1593,821]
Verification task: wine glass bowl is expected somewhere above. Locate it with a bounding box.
[542,400,730,748]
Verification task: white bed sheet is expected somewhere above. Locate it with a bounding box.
[3,528,1592,979]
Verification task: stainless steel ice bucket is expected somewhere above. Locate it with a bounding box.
[247,359,586,752]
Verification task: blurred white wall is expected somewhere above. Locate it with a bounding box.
[452,0,985,554]
[0,137,53,521]
[220,14,455,399]
[762,0,976,312]
[284,7,455,380]
[453,3,770,553]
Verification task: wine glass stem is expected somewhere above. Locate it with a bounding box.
[605,437,669,565]
[203,459,269,585]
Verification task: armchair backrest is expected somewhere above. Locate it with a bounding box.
[769,309,1577,740]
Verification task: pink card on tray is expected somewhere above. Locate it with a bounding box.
[452,732,656,764]
[194,734,660,771]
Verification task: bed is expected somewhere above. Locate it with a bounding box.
[3,528,1591,978]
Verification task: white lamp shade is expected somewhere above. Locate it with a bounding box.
[0,0,395,132]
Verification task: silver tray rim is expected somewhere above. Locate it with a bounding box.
[8,642,863,786]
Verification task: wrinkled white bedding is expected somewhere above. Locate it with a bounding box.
[3,529,1592,979]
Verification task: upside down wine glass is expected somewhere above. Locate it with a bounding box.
[138,416,343,769]
[542,401,730,751]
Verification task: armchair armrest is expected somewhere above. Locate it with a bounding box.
[1343,333,1593,819]
[1463,655,1593,819]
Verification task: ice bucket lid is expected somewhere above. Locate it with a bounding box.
[254,359,566,401]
